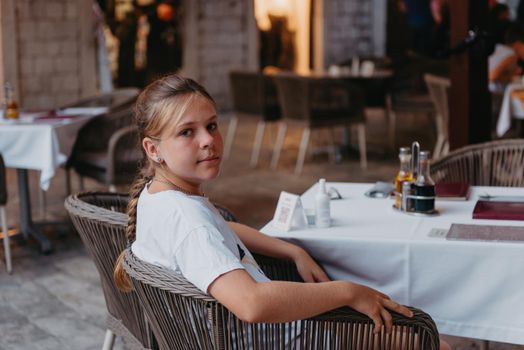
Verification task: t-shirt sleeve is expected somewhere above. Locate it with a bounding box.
[175,225,246,293]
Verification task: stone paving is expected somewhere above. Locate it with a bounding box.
[0,111,522,349]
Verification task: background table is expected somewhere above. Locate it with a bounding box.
[261,182,524,345]
[0,114,96,252]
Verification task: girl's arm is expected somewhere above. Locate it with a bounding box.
[208,269,413,334]
[228,222,329,282]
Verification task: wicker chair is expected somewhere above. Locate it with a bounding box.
[272,74,367,174]
[0,153,12,273]
[386,55,449,150]
[66,88,141,192]
[226,70,281,167]
[122,248,440,350]
[68,107,142,192]
[424,74,451,159]
[431,139,524,186]
[64,192,155,350]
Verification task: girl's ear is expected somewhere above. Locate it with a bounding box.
[142,137,161,163]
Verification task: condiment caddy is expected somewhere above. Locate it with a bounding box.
[393,141,439,216]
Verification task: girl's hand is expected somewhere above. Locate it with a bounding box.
[346,282,413,334]
[293,248,330,283]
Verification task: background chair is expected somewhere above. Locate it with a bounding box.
[424,74,451,159]
[386,54,449,150]
[123,248,440,350]
[65,192,155,350]
[67,105,141,192]
[65,88,141,193]
[226,70,281,167]
[431,139,524,186]
[272,74,367,175]
[0,153,12,273]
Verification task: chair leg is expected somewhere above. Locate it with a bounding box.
[386,94,396,150]
[250,121,266,168]
[223,115,238,160]
[38,188,47,220]
[295,127,311,175]
[357,124,367,170]
[65,168,72,195]
[328,127,339,163]
[101,329,115,350]
[1,206,12,274]
[442,140,449,156]
[270,122,287,170]
[433,134,444,160]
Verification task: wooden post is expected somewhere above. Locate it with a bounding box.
[449,0,491,149]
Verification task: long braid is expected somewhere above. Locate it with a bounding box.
[114,162,154,291]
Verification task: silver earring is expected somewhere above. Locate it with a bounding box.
[156,156,162,163]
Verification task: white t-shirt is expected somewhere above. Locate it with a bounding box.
[131,185,270,293]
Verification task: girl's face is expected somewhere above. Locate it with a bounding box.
[154,95,223,190]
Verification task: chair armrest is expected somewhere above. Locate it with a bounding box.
[124,249,440,350]
[106,125,141,184]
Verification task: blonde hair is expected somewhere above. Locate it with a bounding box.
[114,74,215,291]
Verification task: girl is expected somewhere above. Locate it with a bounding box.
[113,74,447,347]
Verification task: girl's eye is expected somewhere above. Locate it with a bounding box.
[207,122,218,131]
[180,129,193,137]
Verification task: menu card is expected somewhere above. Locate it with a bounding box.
[435,182,470,201]
[472,200,524,221]
[446,223,524,243]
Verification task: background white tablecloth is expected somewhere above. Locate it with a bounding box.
[261,183,524,344]
[0,115,93,190]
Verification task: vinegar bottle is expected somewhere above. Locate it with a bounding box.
[413,151,435,212]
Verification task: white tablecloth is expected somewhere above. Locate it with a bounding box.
[261,182,524,344]
[497,82,524,137]
[0,114,93,190]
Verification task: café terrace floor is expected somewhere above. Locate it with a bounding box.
[0,110,522,349]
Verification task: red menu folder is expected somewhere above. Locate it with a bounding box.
[435,182,471,200]
[472,200,524,221]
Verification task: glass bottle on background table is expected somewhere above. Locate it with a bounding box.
[395,147,412,208]
[3,82,19,120]
[413,150,435,212]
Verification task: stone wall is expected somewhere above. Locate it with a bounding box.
[184,0,256,110]
[2,0,97,110]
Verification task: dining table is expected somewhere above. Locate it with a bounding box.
[261,182,524,345]
[0,109,103,253]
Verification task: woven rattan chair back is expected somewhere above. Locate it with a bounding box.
[424,74,451,159]
[431,139,524,186]
[271,73,368,173]
[123,248,440,350]
[225,70,282,164]
[273,74,365,126]
[229,70,281,121]
[65,192,155,349]
[69,106,142,188]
